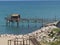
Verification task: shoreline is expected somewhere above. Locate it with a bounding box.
[0,22,58,45]
[0,25,57,38]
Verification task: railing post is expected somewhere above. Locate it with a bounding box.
[8,40,11,45]
[8,40,9,45]
[17,38,18,45]
[22,35,24,45]
[26,40,27,45]
[29,36,30,45]
[20,41,22,45]
[23,38,24,45]
[14,41,16,45]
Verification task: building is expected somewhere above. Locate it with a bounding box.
[5,14,20,26]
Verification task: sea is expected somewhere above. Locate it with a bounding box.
[0,1,60,35]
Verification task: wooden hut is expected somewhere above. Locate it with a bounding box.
[5,14,20,26]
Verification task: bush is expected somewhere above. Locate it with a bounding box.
[49,41,60,45]
[52,28,60,33]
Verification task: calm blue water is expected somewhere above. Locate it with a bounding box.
[0,1,60,34]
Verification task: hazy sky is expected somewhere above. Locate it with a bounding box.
[0,0,60,1]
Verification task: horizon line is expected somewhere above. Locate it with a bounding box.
[0,0,59,1]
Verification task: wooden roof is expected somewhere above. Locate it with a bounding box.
[11,14,20,16]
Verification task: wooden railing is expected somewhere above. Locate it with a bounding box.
[30,38,41,45]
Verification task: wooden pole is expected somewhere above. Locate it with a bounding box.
[8,40,11,45]
[17,21,19,27]
[17,39,18,45]
[28,20,29,29]
[8,40,9,45]
[35,20,37,28]
[23,38,24,45]
[29,36,30,45]
[9,21,10,26]
[20,41,22,45]
[14,41,16,45]
[42,17,44,27]
[26,39,27,45]
[54,16,57,22]
[6,20,8,26]
[22,35,25,45]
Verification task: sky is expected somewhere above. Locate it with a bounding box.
[0,0,60,1]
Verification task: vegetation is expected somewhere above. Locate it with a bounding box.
[40,28,60,45]
[52,28,60,33]
[49,40,60,45]
[40,39,60,45]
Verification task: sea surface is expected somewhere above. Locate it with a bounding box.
[0,1,60,35]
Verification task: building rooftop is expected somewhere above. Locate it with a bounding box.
[11,14,20,16]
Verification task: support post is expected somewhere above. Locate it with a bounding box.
[29,36,30,45]
[42,17,44,27]
[35,20,37,28]
[26,40,27,45]
[54,16,57,22]
[22,35,25,45]
[8,40,11,45]
[17,38,18,45]
[8,40,9,45]
[28,20,29,29]
[6,20,10,26]
[17,21,19,27]
[14,41,16,45]
[23,38,24,45]
[6,20,8,26]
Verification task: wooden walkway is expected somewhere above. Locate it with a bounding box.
[20,18,56,23]
[30,38,41,45]
[8,36,41,45]
[5,15,57,27]
[8,38,32,45]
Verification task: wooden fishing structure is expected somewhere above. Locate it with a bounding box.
[5,14,20,27]
[5,14,57,27]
